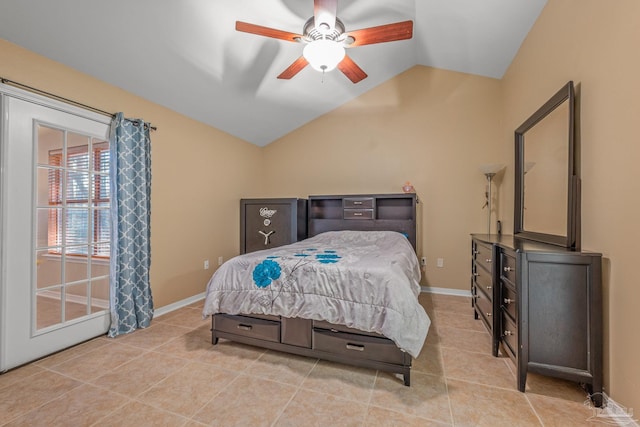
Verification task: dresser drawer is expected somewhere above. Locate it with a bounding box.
[474,284,493,331]
[473,241,494,272]
[473,264,493,300]
[500,252,517,284]
[501,282,517,322]
[501,310,517,360]
[312,328,405,364]
[343,209,374,220]
[343,197,374,209]
[214,314,280,343]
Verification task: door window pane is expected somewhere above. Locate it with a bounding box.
[34,124,111,330]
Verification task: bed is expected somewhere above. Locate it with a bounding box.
[202,194,430,385]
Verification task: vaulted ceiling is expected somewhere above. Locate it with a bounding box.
[0,0,546,146]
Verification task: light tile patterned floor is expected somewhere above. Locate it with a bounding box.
[0,293,598,426]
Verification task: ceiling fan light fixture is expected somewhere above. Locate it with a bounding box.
[303,39,345,72]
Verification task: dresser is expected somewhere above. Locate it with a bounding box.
[471,234,603,402]
[240,198,307,254]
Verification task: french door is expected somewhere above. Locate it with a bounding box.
[0,85,111,371]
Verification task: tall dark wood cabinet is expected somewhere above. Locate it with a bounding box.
[240,198,307,254]
[471,234,602,402]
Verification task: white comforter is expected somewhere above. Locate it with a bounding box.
[202,230,430,357]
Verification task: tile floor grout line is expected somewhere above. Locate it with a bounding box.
[269,364,312,427]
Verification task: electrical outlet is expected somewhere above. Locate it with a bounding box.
[420,257,427,266]
[218,256,224,266]
[204,259,209,270]
[437,258,444,268]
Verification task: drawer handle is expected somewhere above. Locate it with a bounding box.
[504,298,515,304]
[486,312,492,317]
[346,343,365,352]
[485,258,492,263]
[353,212,363,216]
[503,266,512,272]
[237,324,252,331]
[504,330,513,336]
[473,250,479,255]
[353,201,363,205]
[486,285,492,291]
[472,273,479,277]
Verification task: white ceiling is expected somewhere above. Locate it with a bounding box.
[0,0,546,146]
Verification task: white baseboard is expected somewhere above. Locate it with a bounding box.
[421,286,472,298]
[153,292,206,317]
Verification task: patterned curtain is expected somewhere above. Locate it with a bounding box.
[108,112,153,337]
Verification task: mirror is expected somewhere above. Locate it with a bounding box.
[514,81,579,248]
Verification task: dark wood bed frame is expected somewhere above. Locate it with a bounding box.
[211,193,418,386]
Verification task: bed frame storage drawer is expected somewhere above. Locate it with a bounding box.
[312,329,405,364]
[213,314,280,343]
[312,320,382,338]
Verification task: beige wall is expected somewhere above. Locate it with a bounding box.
[3,0,639,410]
[0,39,264,308]
[263,66,504,290]
[501,0,640,412]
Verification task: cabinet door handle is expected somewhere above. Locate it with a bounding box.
[473,250,479,255]
[346,343,365,352]
[504,330,513,336]
[486,312,492,317]
[504,298,514,304]
[503,266,512,272]
[485,258,492,263]
[486,285,492,291]
[237,324,252,331]
[472,273,479,277]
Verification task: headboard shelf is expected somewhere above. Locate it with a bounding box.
[308,193,417,250]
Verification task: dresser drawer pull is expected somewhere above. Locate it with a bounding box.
[237,324,252,331]
[473,250,479,255]
[352,201,363,205]
[485,312,492,317]
[503,266,512,272]
[485,258,492,263]
[504,330,513,336]
[472,272,479,277]
[486,286,492,291]
[504,298,514,304]
[353,212,363,216]
[346,343,365,352]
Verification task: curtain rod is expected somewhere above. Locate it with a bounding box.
[0,77,157,131]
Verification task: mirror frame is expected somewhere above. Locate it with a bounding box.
[514,81,579,248]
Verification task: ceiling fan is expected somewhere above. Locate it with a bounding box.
[235,0,413,83]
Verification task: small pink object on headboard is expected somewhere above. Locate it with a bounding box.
[402,181,415,193]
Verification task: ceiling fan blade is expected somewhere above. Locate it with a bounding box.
[314,0,337,31]
[338,55,367,84]
[277,56,309,79]
[345,20,413,47]
[236,21,302,43]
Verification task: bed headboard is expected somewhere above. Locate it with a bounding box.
[307,194,417,251]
